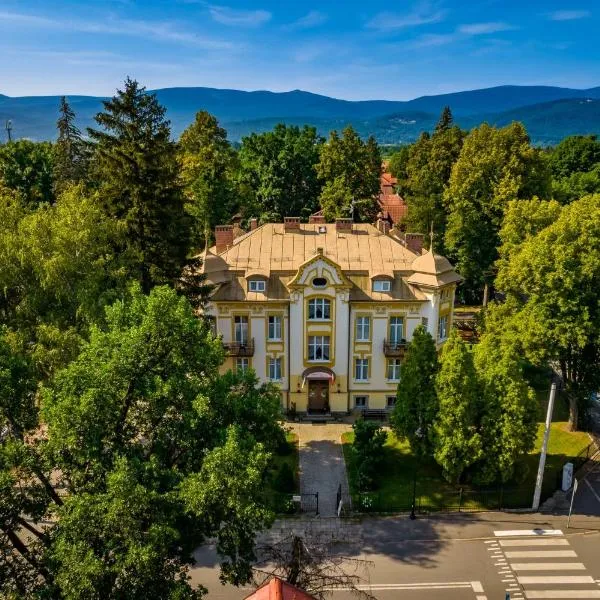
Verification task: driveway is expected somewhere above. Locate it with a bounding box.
[288,423,352,517]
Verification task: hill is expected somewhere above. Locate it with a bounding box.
[1,84,599,144]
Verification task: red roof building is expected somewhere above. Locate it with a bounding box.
[243,577,317,600]
[378,165,408,226]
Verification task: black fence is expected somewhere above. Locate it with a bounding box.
[353,483,535,514]
[555,441,599,489]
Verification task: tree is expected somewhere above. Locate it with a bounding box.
[494,195,600,430]
[387,144,410,189]
[88,78,189,293]
[352,418,387,490]
[238,124,323,221]
[178,111,239,250]
[316,126,381,222]
[548,135,600,179]
[390,325,438,458]
[53,96,88,192]
[433,330,482,483]
[1,285,285,598]
[400,109,465,250]
[473,319,539,483]
[443,122,551,303]
[0,140,54,207]
[552,166,600,204]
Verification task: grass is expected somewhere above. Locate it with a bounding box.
[270,431,300,493]
[342,393,593,512]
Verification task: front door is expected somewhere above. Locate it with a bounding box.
[308,380,329,413]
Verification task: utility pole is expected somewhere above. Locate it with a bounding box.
[532,382,557,510]
[5,120,12,142]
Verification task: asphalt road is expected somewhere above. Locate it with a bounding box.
[189,512,600,600]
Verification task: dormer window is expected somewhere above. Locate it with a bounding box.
[248,279,266,292]
[312,277,327,288]
[308,298,331,320]
[373,279,391,292]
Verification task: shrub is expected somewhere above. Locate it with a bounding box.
[274,462,295,493]
[352,418,387,491]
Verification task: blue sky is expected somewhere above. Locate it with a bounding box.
[0,0,598,100]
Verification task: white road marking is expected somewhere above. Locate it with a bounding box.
[584,478,600,504]
[503,579,516,582]
[495,529,563,537]
[476,596,487,600]
[517,576,595,584]
[500,539,571,547]
[505,551,578,558]
[326,581,481,591]
[511,563,586,571]
[525,592,600,599]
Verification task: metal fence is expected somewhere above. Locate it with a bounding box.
[353,483,535,514]
[555,441,599,489]
[272,492,319,515]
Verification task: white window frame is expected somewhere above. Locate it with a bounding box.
[387,359,401,381]
[268,357,282,381]
[355,316,371,342]
[373,279,391,292]
[236,358,249,373]
[389,317,404,344]
[354,358,369,381]
[248,279,266,292]
[386,395,396,409]
[438,315,449,341]
[308,335,330,362]
[354,395,368,409]
[268,315,282,341]
[308,298,331,320]
[234,316,248,344]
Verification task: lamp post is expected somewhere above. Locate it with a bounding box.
[410,427,423,520]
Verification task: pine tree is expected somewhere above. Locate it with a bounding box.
[435,106,453,133]
[390,325,438,458]
[433,330,482,483]
[88,78,189,293]
[53,96,87,192]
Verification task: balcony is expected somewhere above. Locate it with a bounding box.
[223,338,255,357]
[383,339,407,357]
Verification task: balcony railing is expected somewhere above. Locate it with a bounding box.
[383,339,407,357]
[223,338,255,357]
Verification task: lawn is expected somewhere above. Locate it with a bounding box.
[342,394,592,513]
[266,431,300,514]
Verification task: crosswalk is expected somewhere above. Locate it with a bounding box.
[485,529,600,599]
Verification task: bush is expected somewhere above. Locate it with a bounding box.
[273,462,295,493]
[352,418,387,491]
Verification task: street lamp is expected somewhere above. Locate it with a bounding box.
[410,427,423,520]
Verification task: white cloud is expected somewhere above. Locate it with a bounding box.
[367,2,445,31]
[458,22,516,35]
[409,33,458,48]
[208,5,271,27]
[546,10,591,21]
[0,10,233,49]
[284,10,327,31]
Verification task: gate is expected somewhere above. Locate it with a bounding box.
[299,492,319,514]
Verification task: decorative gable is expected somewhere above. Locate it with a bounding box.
[287,249,352,290]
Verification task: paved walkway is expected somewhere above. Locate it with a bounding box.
[289,423,352,517]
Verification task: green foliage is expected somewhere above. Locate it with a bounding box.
[387,145,410,186]
[473,326,539,483]
[433,330,482,483]
[178,111,239,249]
[352,418,387,491]
[444,122,551,301]
[53,96,88,192]
[548,135,600,179]
[552,165,600,203]
[495,195,600,429]
[238,123,323,221]
[390,325,438,458]
[1,285,283,598]
[316,126,381,222]
[0,139,55,207]
[273,462,295,493]
[88,78,190,293]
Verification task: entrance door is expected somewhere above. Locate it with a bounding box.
[308,380,329,413]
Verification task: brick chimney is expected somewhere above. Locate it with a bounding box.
[284,217,301,232]
[250,218,258,231]
[309,214,326,224]
[376,216,391,235]
[215,225,234,253]
[335,218,353,232]
[405,233,424,255]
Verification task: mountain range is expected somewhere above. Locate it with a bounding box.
[1,84,599,145]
